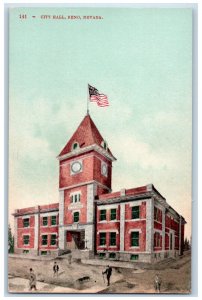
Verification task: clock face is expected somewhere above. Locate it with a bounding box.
[71,161,82,173]
[102,163,108,176]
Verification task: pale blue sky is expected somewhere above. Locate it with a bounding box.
[9,7,192,238]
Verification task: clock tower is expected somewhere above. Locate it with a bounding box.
[57,114,116,253]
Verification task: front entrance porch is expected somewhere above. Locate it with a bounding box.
[66,230,85,250]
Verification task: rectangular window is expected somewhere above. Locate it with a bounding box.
[110,209,116,220]
[131,232,139,247]
[99,232,106,246]
[110,232,116,246]
[132,206,140,219]
[99,253,106,259]
[51,234,57,245]
[23,235,30,245]
[42,235,48,245]
[73,212,79,222]
[109,252,116,259]
[100,210,106,221]
[23,250,29,254]
[154,232,161,247]
[51,216,57,226]
[42,217,48,226]
[70,193,81,203]
[154,207,158,221]
[41,251,47,255]
[23,218,29,228]
[130,254,139,261]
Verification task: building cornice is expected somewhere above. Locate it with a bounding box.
[13,208,59,217]
[57,144,116,162]
[59,180,111,192]
[96,193,151,205]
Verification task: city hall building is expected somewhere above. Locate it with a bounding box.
[13,114,186,263]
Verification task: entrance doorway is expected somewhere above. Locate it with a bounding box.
[66,230,85,250]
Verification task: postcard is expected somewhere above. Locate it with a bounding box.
[8,6,192,294]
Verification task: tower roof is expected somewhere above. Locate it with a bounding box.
[58,114,115,159]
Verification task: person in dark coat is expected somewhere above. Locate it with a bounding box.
[102,265,112,286]
[28,268,37,291]
[53,261,59,277]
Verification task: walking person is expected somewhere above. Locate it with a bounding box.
[53,261,59,277]
[154,273,161,293]
[28,268,37,291]
[102,265,112,286]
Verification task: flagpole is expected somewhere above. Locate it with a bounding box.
[87,84,89,115]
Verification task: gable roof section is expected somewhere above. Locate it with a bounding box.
[58,114,114,157]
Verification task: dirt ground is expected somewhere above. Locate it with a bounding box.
[8,251,191,294]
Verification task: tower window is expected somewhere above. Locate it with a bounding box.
[73,212,79,223]
[72,142,79,151]
[70,193,81,203]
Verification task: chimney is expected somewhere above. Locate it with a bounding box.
[120,188,126,196]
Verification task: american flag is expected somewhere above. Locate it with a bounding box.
[88,84,109,107]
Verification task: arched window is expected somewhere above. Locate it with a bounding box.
[73,211,79,223]
[72,142,79,151]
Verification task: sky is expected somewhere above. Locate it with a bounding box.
[9,7,192,239]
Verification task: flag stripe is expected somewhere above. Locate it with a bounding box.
[88,84,109,107]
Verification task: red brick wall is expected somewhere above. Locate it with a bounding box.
[39,213,59,250]
[97,186,110,196]
[59,151,112,190]
[60,154,94,188]
[39,233,58,250]
[125,202,146,220]
[93,155,112,190]
[153,232,162,251]
[96,232,120,252]
[17,216,35,249]
[64,186,87,225]
[181,224,185,254]
[97,206,120,223]
[124,220,146,252]
[154,221,162,231]
[96,205,120,251]
[165,213,180,250]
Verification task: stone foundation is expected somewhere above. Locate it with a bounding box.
[14,248,58,256]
